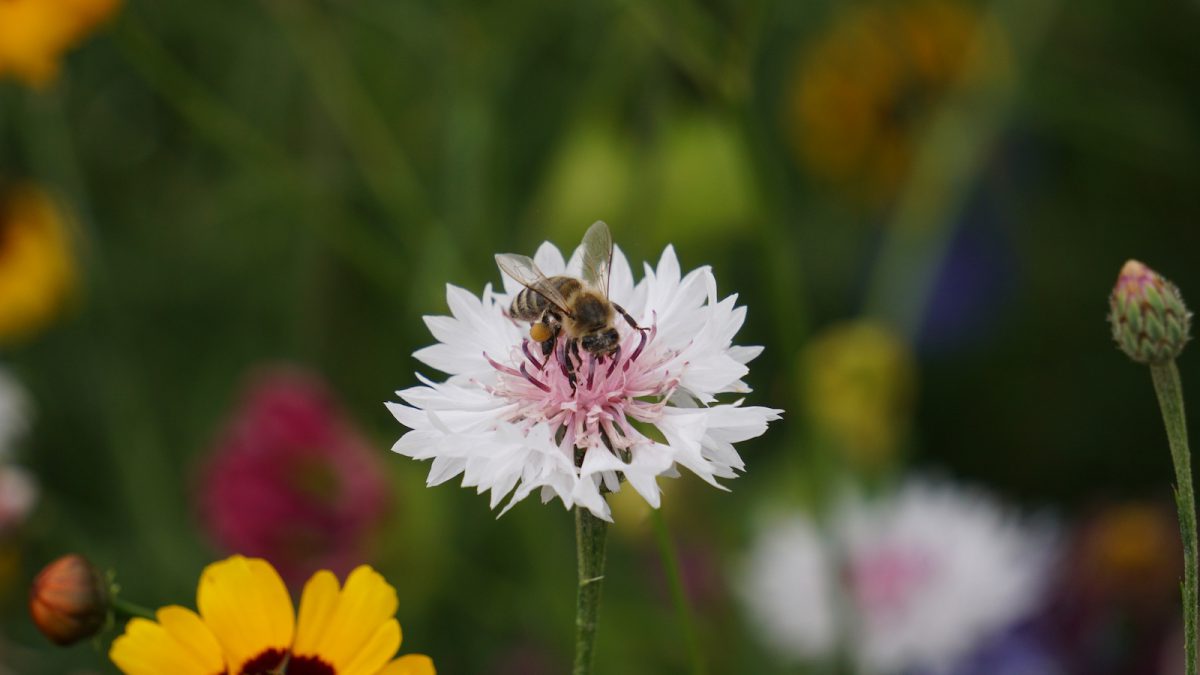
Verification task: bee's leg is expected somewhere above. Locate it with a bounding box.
[612,303,647,332]
[569,339,582,370]
[534,312,561,357]
[540,319,561,357]
[531,322,555,356]
[556,336,577,389]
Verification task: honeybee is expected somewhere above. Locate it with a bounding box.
[496,221,642,360]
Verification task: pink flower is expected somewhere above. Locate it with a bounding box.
[198,367,390,586]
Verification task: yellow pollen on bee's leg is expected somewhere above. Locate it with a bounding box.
[530,323,553,343]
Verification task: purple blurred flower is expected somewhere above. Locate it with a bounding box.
[918,196,1019,355]
[935,622,1063,675]
[198,367,391,586]
[1042,503,1180,675]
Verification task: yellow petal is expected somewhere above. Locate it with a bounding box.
[293,570,340,654]
[293,565,399,670]
[154,607,226,672]
[109,607,223,675]
[378,654,437,675]
[197,555,294,674]
[342,620,401,675]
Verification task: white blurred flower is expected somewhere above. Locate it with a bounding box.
[741,515,838,659]
[388,240,780,520]
[0,368,35,535]
[740,478,1054,673]
[0,465,37,532]
[0,368,29,460]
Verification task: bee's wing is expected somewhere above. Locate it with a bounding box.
[580,220,613,298]
[495,253,573,316]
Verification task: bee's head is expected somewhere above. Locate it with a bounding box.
[581,328,620,356]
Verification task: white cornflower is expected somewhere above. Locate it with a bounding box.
[740,478,1055,673]
[387,235,780,521]
[740,515,838,659]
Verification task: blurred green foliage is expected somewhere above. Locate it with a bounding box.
[3,0,1200,672]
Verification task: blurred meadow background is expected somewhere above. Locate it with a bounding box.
[3,0,1200,673]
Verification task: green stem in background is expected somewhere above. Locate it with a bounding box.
[111,597,156,622]
[1150,360,1198,675]
[650,509,707,675]
[18,86,201,579]
[111,12,411,296]
[261,0,469,301]
[258,0,435,229]
[574,508,609,675]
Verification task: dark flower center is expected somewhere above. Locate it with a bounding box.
[238,650,336,675]
[239,649,287,674]
[285,655,337,675]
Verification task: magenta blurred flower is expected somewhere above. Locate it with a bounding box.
[198,367,390,586]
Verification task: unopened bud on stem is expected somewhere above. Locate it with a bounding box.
[1109,260,1192,364]
[29,554,110,646]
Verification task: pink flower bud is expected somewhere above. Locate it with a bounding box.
[1109,260,1192,364]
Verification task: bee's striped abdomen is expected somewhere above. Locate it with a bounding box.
[509,276,581,321]
[511,287,549,321]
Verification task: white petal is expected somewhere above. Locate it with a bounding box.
[534,242,567,275]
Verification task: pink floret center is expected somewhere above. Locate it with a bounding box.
[483,322,679,461]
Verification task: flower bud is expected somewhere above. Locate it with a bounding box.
[29,554,109,645]
[1109,260,1192,364]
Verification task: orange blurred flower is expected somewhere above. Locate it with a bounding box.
[0,0,120,86]
[786,1,1009,205]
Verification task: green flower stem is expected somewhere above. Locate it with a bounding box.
[111,597,156,622]
[574,508,609,675]
[1151,360,1197,675]
[651,509,707,675]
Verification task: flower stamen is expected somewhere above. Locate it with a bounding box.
[521,339,546,371]
[586,355,598,389]
[484,352,524,379]
[519,363,551,392]
[605,346,622,377]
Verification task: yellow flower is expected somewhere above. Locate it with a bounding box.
[0,0,120,86]
[786,1,1008,204]
[109,556,435,675]
[0,186,75,344]
[802,321,916,469]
